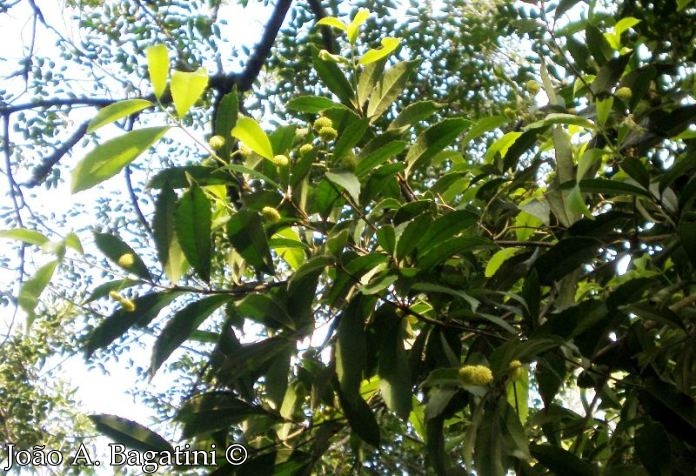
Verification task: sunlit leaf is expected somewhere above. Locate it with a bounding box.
[87,99,153,133]
[72,127,169,193]
[230,116,274,160]
[146,44,169,99]
[359,37,401,65]
[175,185,212,282]
[89,414,174,452]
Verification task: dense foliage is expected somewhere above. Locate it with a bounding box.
[3,0,696,474]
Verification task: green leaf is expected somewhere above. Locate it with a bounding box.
[153,184,186,282]
[236,293,296,330]
[287,95,348,113]
[355,139,407,178]
[151,294,231,375]
[417,236,491,271]
[462,115,507,144]
[87,99,153,133]
[579,178,650,197]
[18,260,58,319]
[338,389,380,447]
[326,170,361,203]
[0,228,49,246]
[620,157,650,189]
[359,37,401,65]
[177,392,275,439]
[475,406,505,476]
[389,101,442,131]
[230,116,274,160]
[485,247,521,278]
[146,44,169,99]
[405,118,469,176]
[379,317,412,420]
[89,414,174,452]
[635,422,672,476]
[525,113,594,130]
[336,298,367,397]
[72,126,169,193]
[347,8,369,44]
[333,117,369,160]
[84,278,138,304]
[86,292,183,356]
[213,90,239,161]
[94,232,151,280]
[485,131,523,164]
[553,126,574,183]
[271,227,306,270]
[530,444,594,476]
[64,232,83,254]
[367,61,416,121]
[533,237,600,285]
[227,210,274,275]
[170,68,209,118]
[313,47,354,105]
[316,16,346,31]
[175,185,212,282]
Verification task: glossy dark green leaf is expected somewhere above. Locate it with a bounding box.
[679,218,696,267]
[417,236,491,270]
[213,90,238,161]
[94,232,151,280]
[533,237,601,285]
[378,317,412,420]
[389,100,442,131]
[177,391,275,438]
[620,157,650,189]
[72,127,169,193]
[152,183,177,279]
[333,117,369,161]
[148,165,232,189]
[326,169,361,204]
[590,54,631,95]
[313,48,354,105]
[86,291,183,356]
[585,24,611,65]
[337,388,380,447]
[151,294,231,375]
[579,178,649,197]
[227,210,274,275]
[475,405,505,476]
[287,95,348,113]
[417,209,478,254]
[530,444,594,476]
[396,214,432,260]
[367,61,417,121]
[89,414,174,452]
[236,293,295,330]
[635,422,672,476]
[426,416,447,476]
[336,298,367,398]
[405,118,469,176]
[175,185,212,282]
[355,140,407,178]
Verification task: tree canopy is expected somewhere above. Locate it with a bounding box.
[3,0,696,474]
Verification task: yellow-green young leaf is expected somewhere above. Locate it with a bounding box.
[19,260,58,319]
[595,96,614,126]
[88,99,153,133]
[347,8,370,44]
[359,37,401,65]
[230,116,274,160]
[567,184,594,219]
[0,228,49,246]
[171,68,209,118]
[484,131,522,163]
[485,248,521,278]
[316,16,347,31]
[272,227,306,270]
[146,44,169,99]
[72,126,169,193]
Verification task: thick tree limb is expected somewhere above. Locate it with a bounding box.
[307,0,337,53]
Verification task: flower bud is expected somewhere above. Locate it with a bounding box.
[272,154,289,167]
[526,79,541,95]
[509,360,524,381]
[313,116,333,132]
[615,86,632,101]
[261,206,281,223]
[108,290,122,301]
[318,126,338,142]
[121,298,136,312]
[299,143,315,158]
[117,253,135,268]
[458,364,493,386]
[208,135,225,150]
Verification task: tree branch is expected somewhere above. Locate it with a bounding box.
[236,0,294,92]
[26,121,89,187]
[307,0,337,53]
